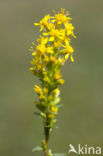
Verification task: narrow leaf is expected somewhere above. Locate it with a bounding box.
[53,153,66,156]
[33,112,41,117]
[32,146,43,152]
[56,104,63,108]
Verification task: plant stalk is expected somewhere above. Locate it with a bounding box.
[44,117,50,156]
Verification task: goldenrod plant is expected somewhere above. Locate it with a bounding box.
[29,8,76,156]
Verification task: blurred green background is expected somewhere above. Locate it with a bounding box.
[0,0,103,156]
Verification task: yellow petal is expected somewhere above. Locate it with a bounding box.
[65,54,69,60]
[49,37,54,42]
[34,23,39,26]
[43,32,49,36]
[65,39,69,46]
[70,55,74,62]
[40,26,44,31]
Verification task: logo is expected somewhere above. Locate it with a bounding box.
[68,144,102,155]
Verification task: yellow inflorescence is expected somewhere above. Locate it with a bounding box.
[30,8,76,129]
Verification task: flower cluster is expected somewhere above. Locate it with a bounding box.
[30,8,76,155]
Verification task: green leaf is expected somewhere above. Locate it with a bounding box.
[53,153,66,156]
[56,104,63,108]
[33,112,41,117]
[32,146,43,152]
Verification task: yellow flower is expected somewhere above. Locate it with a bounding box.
[43,28,65,41]
[54,40,62,48]
[46,46,54,54]
[29,67,35,73]
[52,8,71,25]
[58,79,65,84]
[36,44,46,55]
[36,43,54,56]
[63,35,70,46]
[53,88,60,97]
[51,106,58,113]
[43,55,49,62]
[47,23,55,30]
[57,57,66,65]
[50,56,56,62]
[34,85,42,95]
[30,9,76,133]
[43,87,48,94]
[48,114,54,119]
[65,46,74,54]
[54,72,62,80]
[64,23,76,38]
[63,42,74,55]
[34,14,50,31]
[35,62,43,70]
[50,29,60,40]
[39,94,46,100]
[37,36,48,44]
[43,75,50,83]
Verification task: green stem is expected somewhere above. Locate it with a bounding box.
[44,117,50,156]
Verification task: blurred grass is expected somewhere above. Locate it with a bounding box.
[0,0,103,156]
